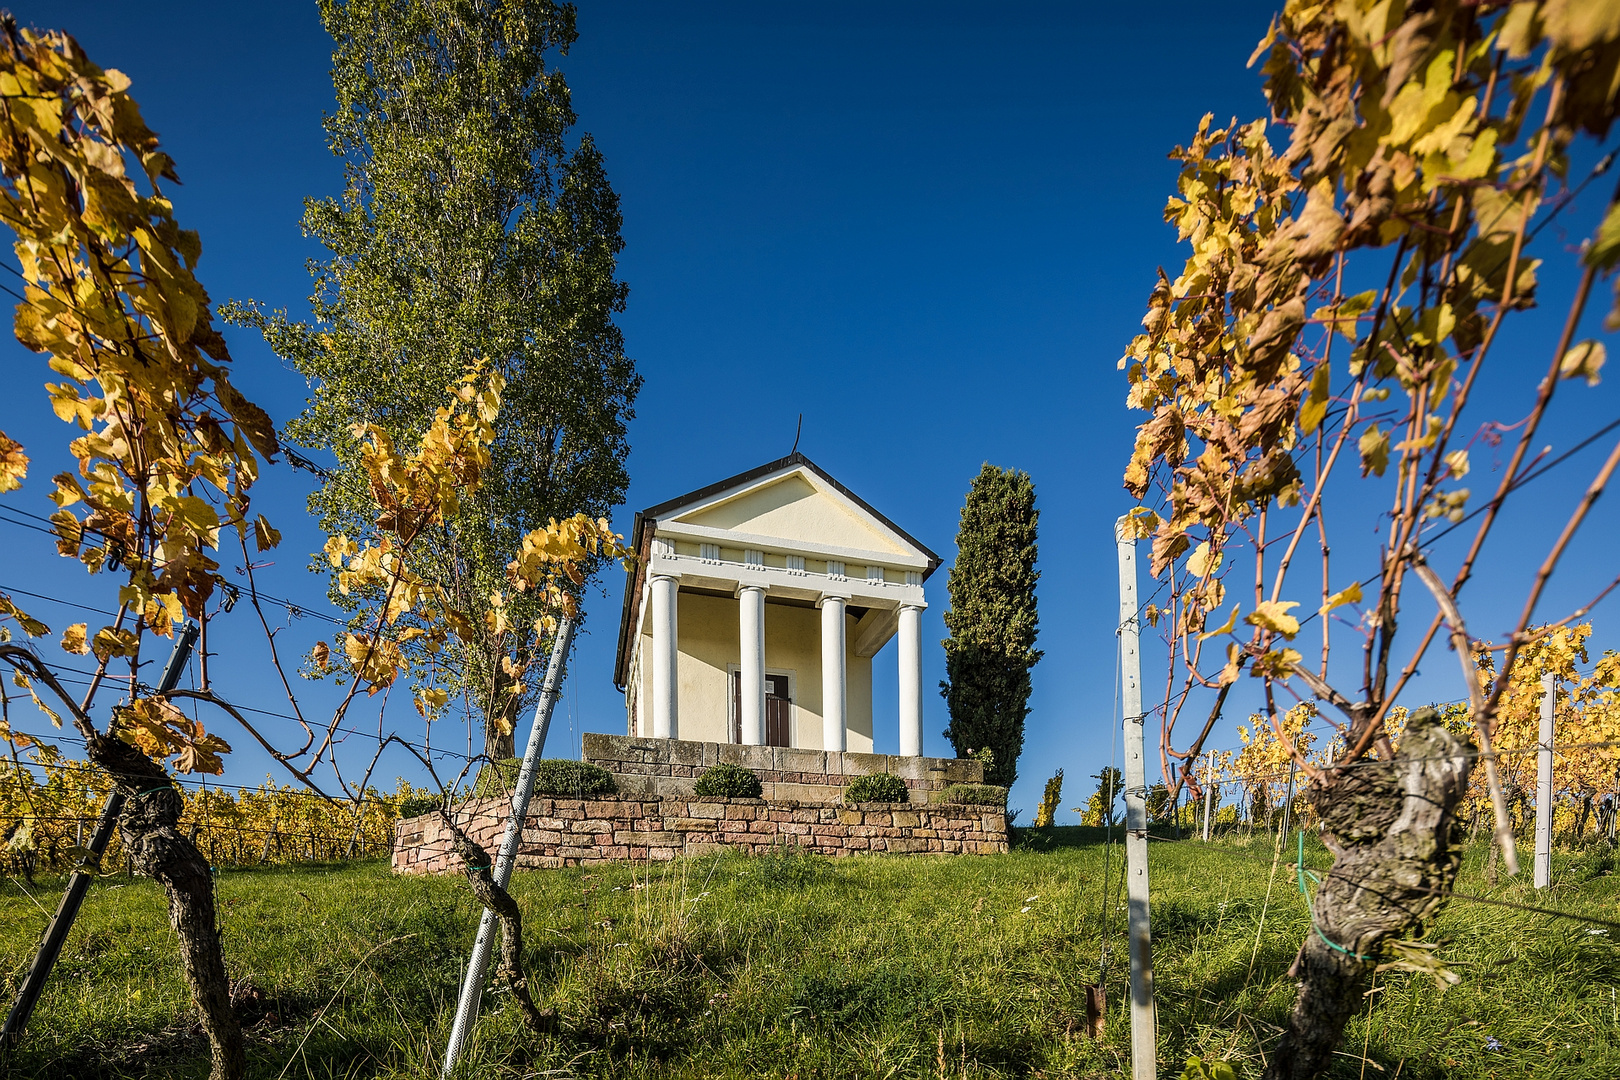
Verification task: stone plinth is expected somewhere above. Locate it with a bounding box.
[581,732,983,803]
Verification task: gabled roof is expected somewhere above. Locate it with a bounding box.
[612,452,940,688]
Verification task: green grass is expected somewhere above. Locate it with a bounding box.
[2,830,1618,1078]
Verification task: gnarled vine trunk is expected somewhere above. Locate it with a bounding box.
[442,812,554,1032]
[1263,708,1473,1080]
[85,733,243,1080]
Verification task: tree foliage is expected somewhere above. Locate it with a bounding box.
[1120,3,1620,1075]
[1079,766,1123,829]
[940,463,1041,786]
[1033,767,1062,828]
[226,0,639,758]
[1469,623,1620,834]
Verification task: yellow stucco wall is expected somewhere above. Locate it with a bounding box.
[633,590,874,751]
[680,474,911,556]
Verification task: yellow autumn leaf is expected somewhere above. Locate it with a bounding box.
[1218,642,1244,686]
[1119,507,1161,540]
[1299,362,1331,435]
[253,514,281,552]
[1187,540,1222,579]
[0,594,49,637]
[414,687,450,717]
[1560,340,1605,386]
[1318,582,1363,616]
[1246,600,1301,639]
[1359,424,1390,477]
[91,626,139,662]
[1199,604,1241,641]
[0,433,26,493]
[1250,647,1303,679]
[60,622,89,655]
[0,717,35,750]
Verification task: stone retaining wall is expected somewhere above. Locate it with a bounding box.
[582,732,984,804]
[392,794,1008,875]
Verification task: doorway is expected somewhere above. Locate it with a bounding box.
[732,671,793,747]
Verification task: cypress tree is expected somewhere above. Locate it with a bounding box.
[940,464,1041,787]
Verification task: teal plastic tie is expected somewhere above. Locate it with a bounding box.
[1297,829,1370,962]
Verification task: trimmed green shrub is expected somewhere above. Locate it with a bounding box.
[693,762,763,799]
[472,758,615,799]
[396,793,442,818]
[938,783,1007,806]
[844,773,910,804]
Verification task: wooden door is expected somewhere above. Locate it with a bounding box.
[765,674,791,747]
[733,672,793,746]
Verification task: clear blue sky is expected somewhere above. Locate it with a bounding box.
[5,2,1619,816]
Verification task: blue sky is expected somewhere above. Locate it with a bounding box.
[5,2,1620,816]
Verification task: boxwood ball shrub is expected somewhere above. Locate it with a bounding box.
[693,762,763,799]
[473,758,615,799]
[845,772,910,804]
[939,783,1007,806]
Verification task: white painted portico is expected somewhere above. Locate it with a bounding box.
[613,453,941,755]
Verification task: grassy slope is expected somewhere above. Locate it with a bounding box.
[1,830,1617,1079]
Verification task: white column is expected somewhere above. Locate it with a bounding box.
[818,595,847,752]
[650,574,679,739]
[1534,673,1556,889]
[897,604,923,756]
[738,584,766,745]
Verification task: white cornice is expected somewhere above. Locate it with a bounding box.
[647,550,926,610]
[654,520,929,570]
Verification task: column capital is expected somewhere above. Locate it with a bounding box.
[649,571,680,584]
[815,592,851,609]
[734,582,768,599]
[898,600,926,612]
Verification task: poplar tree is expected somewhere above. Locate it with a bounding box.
[939,464,1041,787]
[227,0,639,758]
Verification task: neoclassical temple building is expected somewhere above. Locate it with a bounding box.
[613,453,941,755]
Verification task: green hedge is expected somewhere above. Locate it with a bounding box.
[472,758,615,799]
[938,783,1007,806]
[844,773,910,804]
[693,762,763,799]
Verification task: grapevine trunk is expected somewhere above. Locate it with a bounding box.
[86,732,243,1080]
[443,812,554,1032]
[1264,709,1473,1080]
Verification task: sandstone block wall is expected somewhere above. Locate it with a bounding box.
[582,732,985,804]
[392,794,1009,875]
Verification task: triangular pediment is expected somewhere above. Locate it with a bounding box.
[672,470,914,556]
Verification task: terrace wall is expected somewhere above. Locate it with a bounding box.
[392,794,1008,875]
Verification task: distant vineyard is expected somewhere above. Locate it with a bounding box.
[1,755,439,879]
